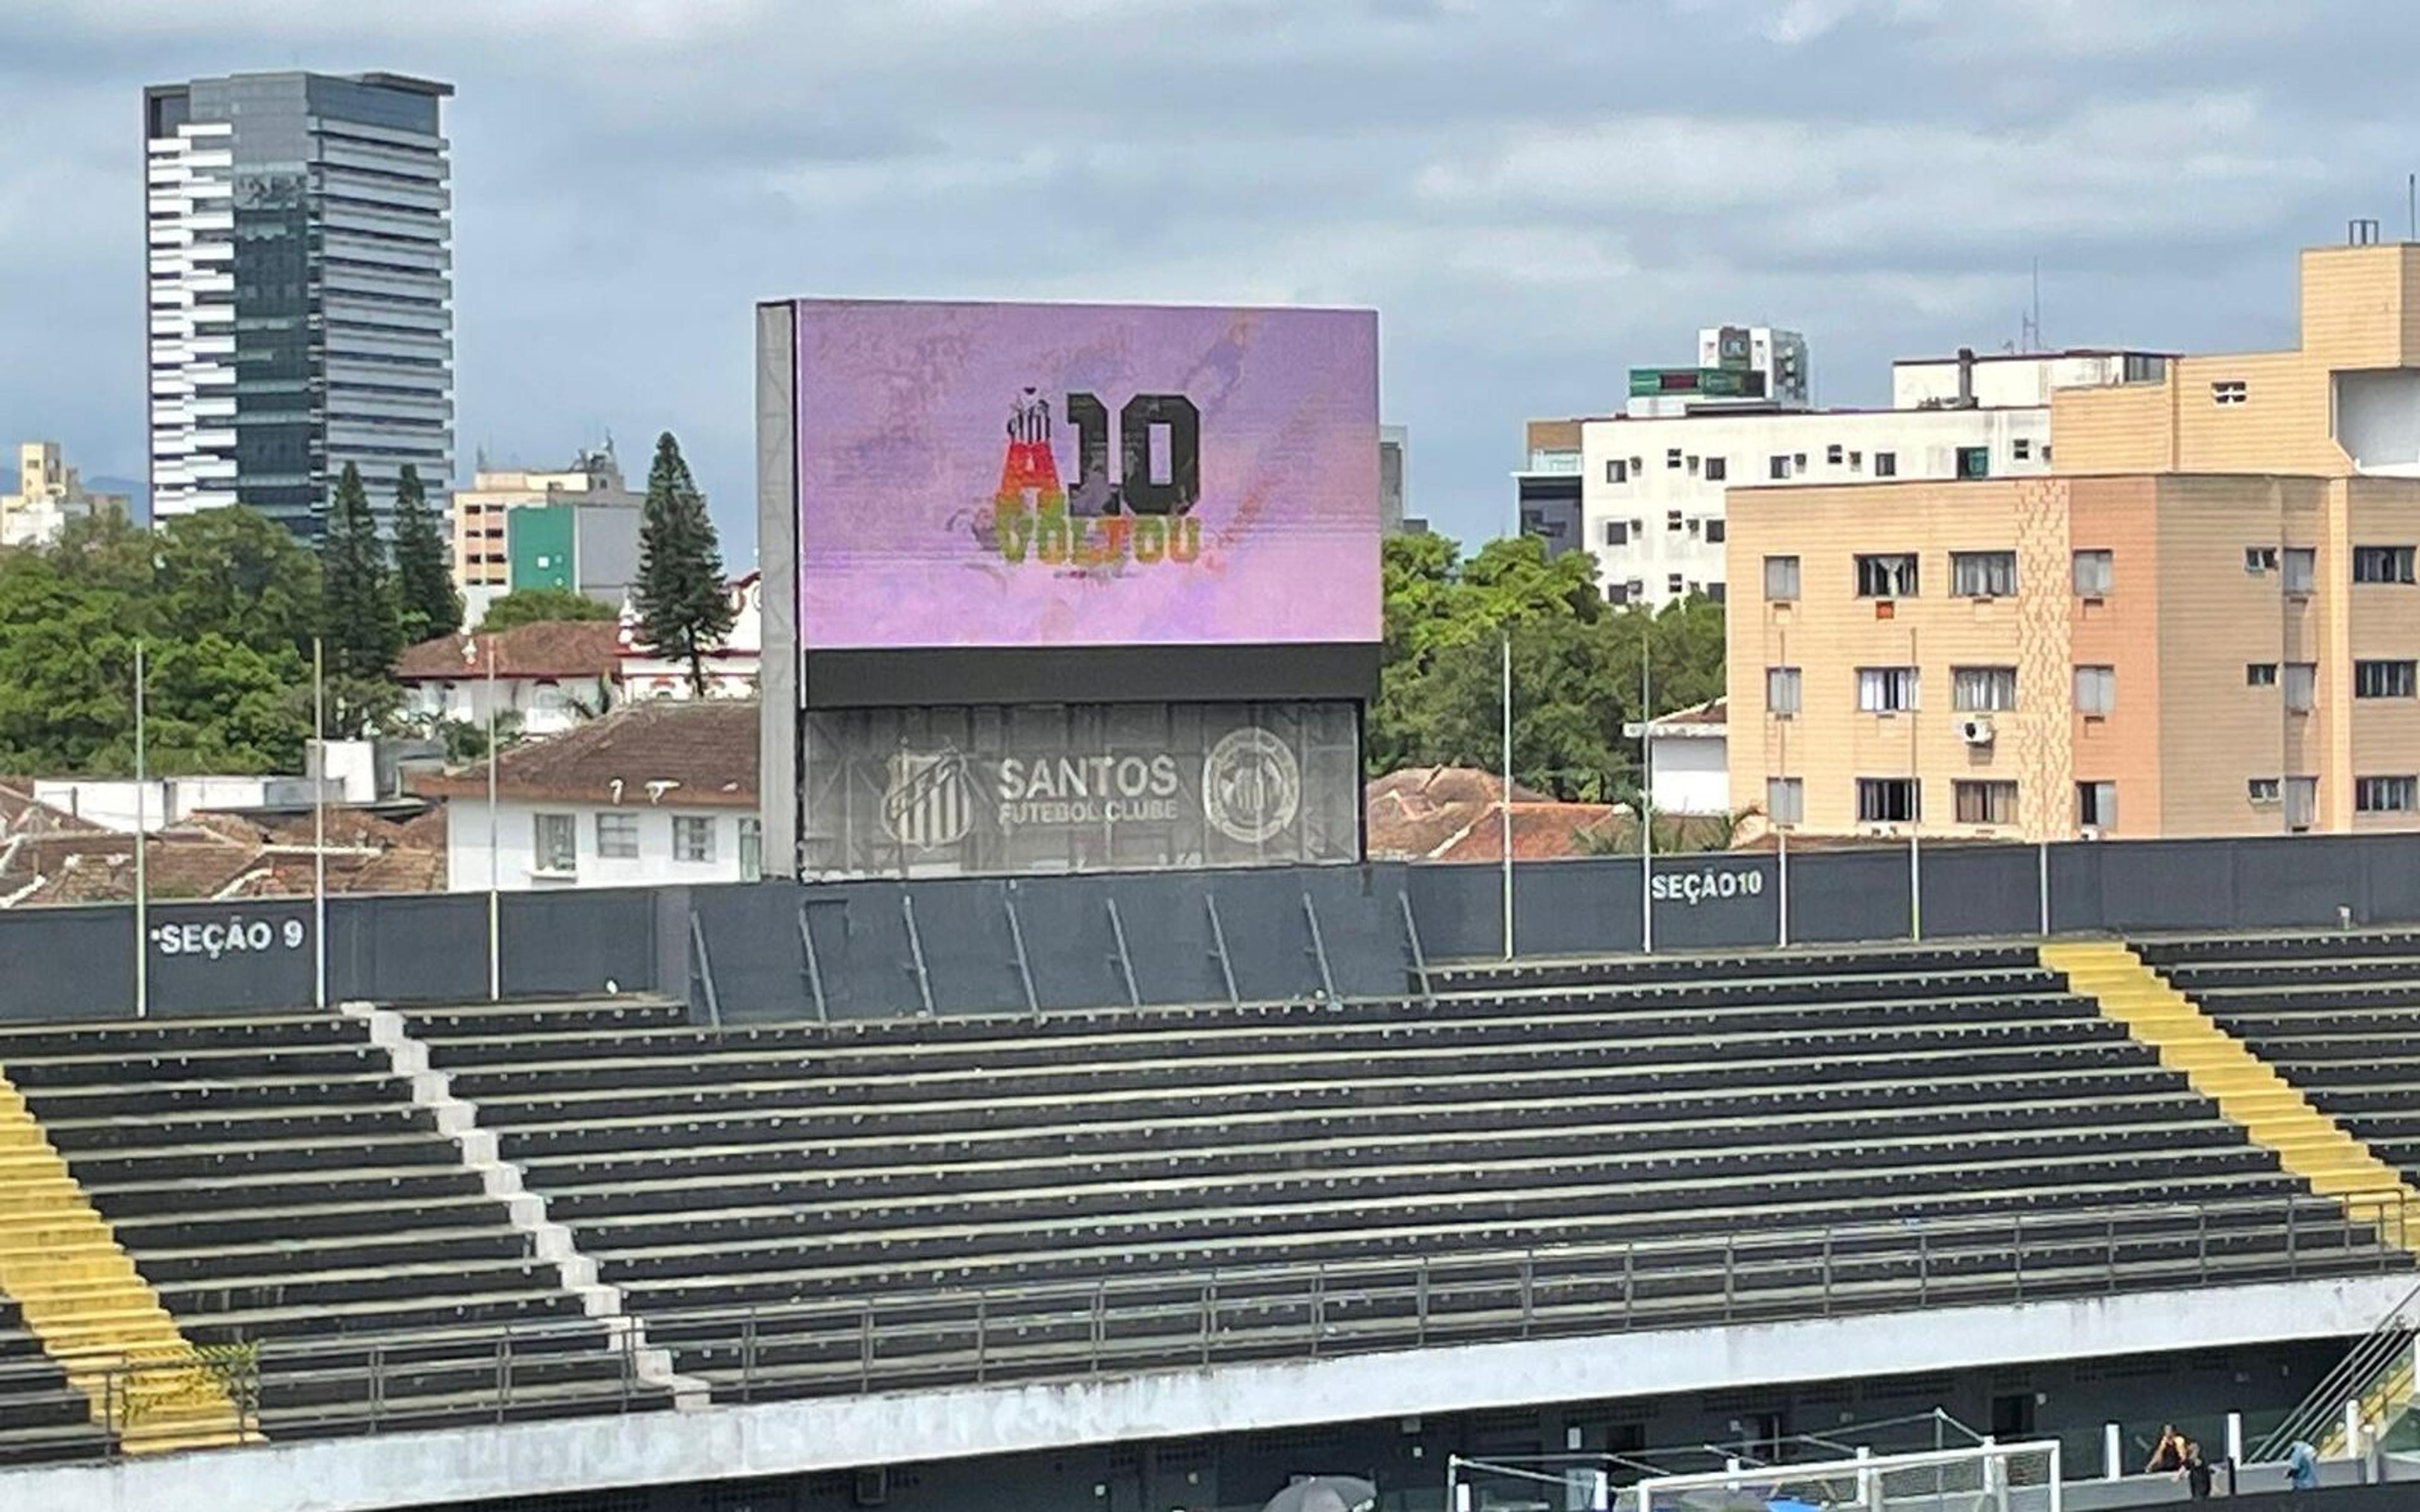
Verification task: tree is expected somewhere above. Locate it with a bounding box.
[476,587,616,633]
[391,464,463,645]
[633,432,734,696]
[319,462,401,734]
[1368,531,1729,801]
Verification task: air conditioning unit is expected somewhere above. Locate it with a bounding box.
[1864,822,1899,838]
[2078,825,2105,842]
[1959,716,1996,747]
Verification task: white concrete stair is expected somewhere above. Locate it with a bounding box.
[338,1000,710,1410]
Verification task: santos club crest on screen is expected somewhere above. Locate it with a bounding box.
[983,386,1203,572]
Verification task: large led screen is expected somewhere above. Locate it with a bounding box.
[792,300,1380,652]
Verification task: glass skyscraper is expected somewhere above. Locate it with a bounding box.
[144,71,453,537]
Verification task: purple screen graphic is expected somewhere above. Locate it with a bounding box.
[793,300,1380,651]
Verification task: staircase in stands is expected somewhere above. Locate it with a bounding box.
[0,1067,251,1452]
[2041,940,2420,1249]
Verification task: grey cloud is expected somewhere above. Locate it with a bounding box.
[1,0,2416,551]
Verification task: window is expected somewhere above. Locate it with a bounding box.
[1764,555,1801,600]
[1826,444,1844,464]
[2358,776,2419,813]
[2246,662,2278,687]
[1855,553,1920,598]
[1707,580,1727,603]
[1857,777,1921,823]
[1766,667,1802,716]
[2244,546,2278,575]
[1666,510,1685,532]
[1666,448,1683,470]
[1686,455,1700,476]
[673,815,715,863]
[1848,450,1863,469]
[1666,573,1685,596]
[1768,454,1790,480]
[533,813,576,875]
[2073,665,2116,716]
[1857,666,1920,713]
[1706,519,1726,544]
[2285,662,2317,712]
[1956,445,1990,479]
[1604,520,1629,546]
[595,811,640,859]
[1605,582,1630,605]
[1766,777,1804,825]
[2355,546,2417,584]
[1952,666,2019,712]
[2072,549,2113,597]
[1955,780,2019,825]
[2212,379,2247,406]
[1794,453,1807,471]
[739,818,764,881]
[2354,659,2417,698]
[2286,776,2319,830]
[2076,781,2118,830]
[1605,459,1628,484]
[2283,547,2315,594]
[1952,550,2017,597]
[2247,777,2281,805]
[1624,579,1644,602]
[1874,451,1898,478]
[1704,455,1727,482]
[2013,437,2032,460]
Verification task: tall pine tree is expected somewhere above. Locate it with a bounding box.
[320,461,402,733]
[634,432,735,696]
[391,463,463,645]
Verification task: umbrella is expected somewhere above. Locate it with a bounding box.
[1262,1475,1380,1512]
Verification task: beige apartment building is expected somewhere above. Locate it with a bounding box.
[1728,239,2420,842]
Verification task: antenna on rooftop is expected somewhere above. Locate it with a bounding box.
[2019,257,2043,352]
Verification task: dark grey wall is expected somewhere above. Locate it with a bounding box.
[10,832,2420,1026]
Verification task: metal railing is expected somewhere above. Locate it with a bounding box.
[0,1188,2404,1465]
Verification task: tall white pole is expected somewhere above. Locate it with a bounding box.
[1908,623,1922,942]
[486,634,500,1002]
[132,641,148,1021]
[1640,629,1654,954]
[312,637,326,1011]
[1499,628,1513,961]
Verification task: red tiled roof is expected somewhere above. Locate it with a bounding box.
[413,699,758,808]
[1648,697,1727,730]
[1366,765,1615,862]
[395,621,624,681]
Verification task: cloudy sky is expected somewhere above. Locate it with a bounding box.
[0,0,2410,557]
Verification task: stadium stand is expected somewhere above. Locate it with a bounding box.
[391,939,2402,1404]
[0,1012,672,1451]
[0,935,2408,1468]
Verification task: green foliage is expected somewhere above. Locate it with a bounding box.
[633,432,734,696]
[391,464,463,645]
[320,462,400,731]
[0,510,317,776]
[477,586,616,632]
[1369,532,1727,800]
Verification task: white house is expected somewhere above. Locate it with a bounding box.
[1626,698,1730,817]
[415,700,761,890]
[396,621,624,739]
[616,573,762,702]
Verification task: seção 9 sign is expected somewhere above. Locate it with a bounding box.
[790,300,1380,653]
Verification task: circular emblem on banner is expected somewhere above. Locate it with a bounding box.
[1202,727,1301,845]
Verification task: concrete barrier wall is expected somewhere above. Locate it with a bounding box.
[7,833,2420,1025]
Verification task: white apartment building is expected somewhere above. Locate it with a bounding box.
[1537,346,2167,607]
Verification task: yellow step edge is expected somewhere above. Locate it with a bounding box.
[0,1062,253,1450]
[2043,941,2420,1263]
